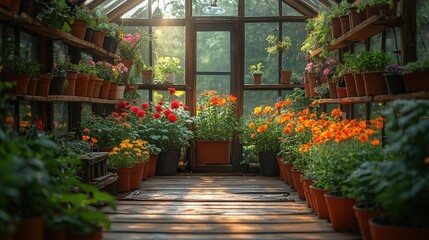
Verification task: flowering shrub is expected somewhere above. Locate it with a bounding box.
[118,32,143,60]
[195,91,238,141]
[107,139,150,168]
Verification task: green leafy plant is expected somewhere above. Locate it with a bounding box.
[154,57,184,82]
[328,0,349,18]
[249,62,264,75]
[5,56,40,77]
[265,34,292,55]
[36,0,73,32]
[195,91,238,141]
[403,53,429,74]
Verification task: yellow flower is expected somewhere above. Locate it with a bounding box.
[264,106,272,115]
[254,106,262,115]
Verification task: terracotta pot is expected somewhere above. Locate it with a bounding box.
[349,7,361,29]
[63,71,78,96]
[336,86,347,98]
[340,15,350,35]
[26,77,38,95]
[14,216,44,240]
[362,71,388,96]
[85,75,96,97]
[108,83,118,100]
[8,0,20,12]
[258,151,279,177]
[277,158,288,184]
[310,186,330,220]
[142,70,153,84]
[0,0,11,9]
[71,19,88,40]
[280,70,292,84]
[384,74,405,95]
[365,5,379,18]
[353,204,383,240]
[156,148,181,176]
[44,228,66,240]
[148,155,158,177]
[302,178,314,209]
[291,170,305,200]
[303,82,310,97]
[92,78,103,98]
[324,192,359,232]
[196,140,230,165]
[120,58,133,82]
[102,36,115,52]
[284,163,295,189]
[403,71,429,93]
[331,17,342,38]
[354,73,366,97]
[99,80,111,99]
[142,161,150,180]
[310,187,319,215]
[253,73,262,84]
[369,217,429,240]
[307,72,318,97]
[75,73,89,97]
[115,85,125,100]
[35,73,52,96]
[90,29,105,47]
[68,228,103,240]
[49,76,66,95]
[117,167,132,192]
[327,78,337,98]
[344,73,357,97]
[130,164,143,190]
[7,73,30,95]
[277,158,284,181]
[378,3,397,17]
[84,27,93,42]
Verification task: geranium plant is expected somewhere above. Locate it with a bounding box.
[118,32,144,61]
[195,91,238,141]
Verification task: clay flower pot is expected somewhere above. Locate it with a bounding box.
[324,192,359,232]
[369,217,429,240]
[310,186,330,220]
[353,204,382,240]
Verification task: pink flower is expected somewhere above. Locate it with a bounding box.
[323,69,330,75]
[132,99,137,103]
[125,101,130,106]
[183,105,189,110]
[158,101,163,105]
[118,101,126,109]
[168,113,177,123]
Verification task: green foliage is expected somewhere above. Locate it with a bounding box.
[301,10,333,59]
[195,91,238,141]
[5,56,40,77]
[249,62,264,75]
[403,53,429,74]
[328,0,350,18]
[265,34,292,55]
[36,0,73,32]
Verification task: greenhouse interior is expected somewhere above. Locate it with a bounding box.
[1,0,429,239]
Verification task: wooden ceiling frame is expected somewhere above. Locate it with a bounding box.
[294,0,318,15]
[107,0,143,22]
[87,0,107,9]
[319,0,332,7]
[282,0,317,18]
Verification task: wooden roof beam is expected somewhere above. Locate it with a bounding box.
[283,0,317,18]
[107,0,142,22]
[319,0,332,7]
[294,0,319,15]
[87,0,106,9]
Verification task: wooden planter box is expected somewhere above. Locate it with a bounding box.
[80,152,118,192]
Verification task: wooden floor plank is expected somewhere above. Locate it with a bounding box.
[104,175,359,239]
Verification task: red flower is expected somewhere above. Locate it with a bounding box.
[170,101,180,109]
[153,112,161,119]
[125,105,131,109]
[168,113,178,123]
[183,105,189,110]
[125,101,130,106]
[129,85,135,91]
[118,101,126,109]
[168,88,176,95]
[112,112,119,118]
[137,110,145,118]
[141,102,149,109]
[155,105,163,112]
[130,106,140,113]
[132,99,137,103]
[164,109,172,116]
[158,101,163,105]
[35,119,43,131]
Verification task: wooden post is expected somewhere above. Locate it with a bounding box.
[401,0,417,64]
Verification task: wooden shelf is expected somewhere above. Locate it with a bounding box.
[315,91,429,104]
[244,84,303,90]
[12,95,119,104]
[330,15,401,50]
[138,84,187,91]
[0,8,120,59]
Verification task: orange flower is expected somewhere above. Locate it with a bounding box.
[84,128,90,133]
[371,138,380,146]
[275,101,284,109]
[319,113,326,119]
[200,106,206,111]
[218,98,226,106]
[364,129,375,135]
[123,122,131,128]
[331,108,343,118]
[295,125,304,132]
[264,106,272,115]
[284,99,291,106]
[248,122,255,129]
[309,113,316,119]
[257,125,267,132]
[283,126,292,134]
[121,112,128,117]
[299,142,312,153]
[254,106,262,115]
[358,134,369,143]
[82,135,90,141]
[251,133,257,139]
[227,95,237,102]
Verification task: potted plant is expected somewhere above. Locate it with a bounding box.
[249,62,264,84]
[49,60,68,95]
[4,56,40,95]
[383,63,405,94]
[134,53,153,84]
[402,53,429,92]
[62,57,78,96]
[328,0,349,38]
[35,0,73,33]
[195,91,238,165]
[366,0,398,17]
[70,6,91,40]
[153,56,183,84]
[89,9,109,47]
[368,100,429,240]
[358,49,394,96]
[103,22,122,53]
[265,34,292,83]
[118,31,144,74]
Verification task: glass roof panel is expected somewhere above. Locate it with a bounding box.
[245,0,279,17]
[192,0,238,17]
[95,0,127,14]
[122,1,149,19]
[282,2,304,16]
[301,0,332,11]
[151,0,185,19]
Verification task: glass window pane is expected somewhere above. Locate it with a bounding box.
[53,41,69,64]
[245,23,278,84]
[197,31,230,72]
[417,0,429,58]
[192,0,238,16]
[385,27,401,64]
[370,32,382,50]
[243,90,279,117]
[153,90,186,104]
[81,103,92,126]
[20,32,37,61]
[153,26,185,84]
[282,3,304,16]
[122,26,150,84]
[282,22,307,80]
[122,1,149,19]
[353,103,366,120]
[196,75,230,95]
[96,0,126,14]
[245,0,279,17]
[136,90,150,102]
[300,0,327,11]
[152,0,185,19]
[53,102,68,136]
